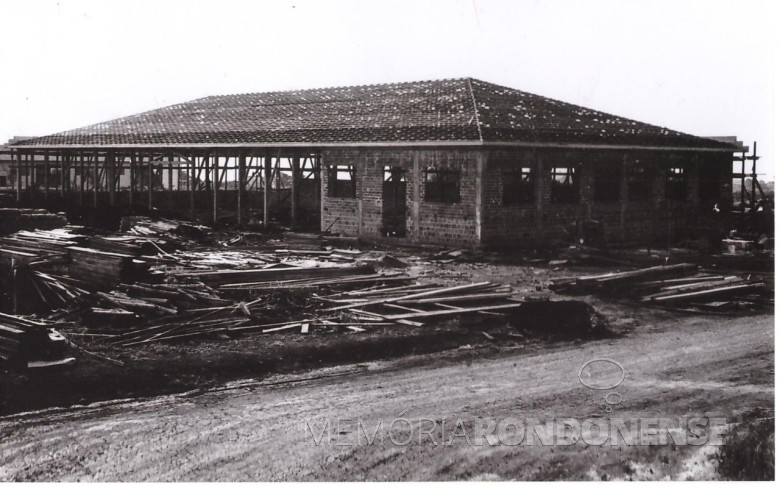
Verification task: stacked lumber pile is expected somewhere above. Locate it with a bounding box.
[0,312,74,369]
[316,281,520,328]
[66,246,143,288]
[0,227,87,266]
[550,263,771,311]
[96,279,519,346]
[120,216,209,243]
[0,208,68,236]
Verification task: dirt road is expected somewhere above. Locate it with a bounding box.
[0,312,773,481]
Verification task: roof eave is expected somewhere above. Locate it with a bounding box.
[7,140,739,152]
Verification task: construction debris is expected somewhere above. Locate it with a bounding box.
[551,263,772,312]
[0,208,68,237]
[0,312,75,369]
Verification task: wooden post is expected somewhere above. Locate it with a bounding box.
[237,153,246,225]
[751,141,757,206]
[59,151,66,197]
[129,153,135,206]
[291,155,299,229]
[107,150,115,206]
[15,150,21,202]
[212,155,219,224]
[93,150,99,207]
[29,154,35,194]
[168,156,173,190]
[263,152,271,228]
[190,156,196,219]
[620,153,629,240]
[148,154,153,210]
[25,154,30,193]
[79,151,85,206]
[44,152,49,199]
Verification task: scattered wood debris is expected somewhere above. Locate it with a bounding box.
[550,263,772,312]
[0,312,75,369]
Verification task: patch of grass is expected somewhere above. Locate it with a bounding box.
[716,415,774,481]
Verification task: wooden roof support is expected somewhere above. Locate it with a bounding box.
[93,150,99,207]
[15,150,21,202]
[43,152,49,199]
[147,153,153,211]
[107,150,115,206]
[237,152,246,225]
[212,154,219,224]
[291,154,300,230]
[263,151,271,228]
[79,151,85,206]
[189,156,196,220]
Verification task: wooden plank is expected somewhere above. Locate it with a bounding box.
[592,263,698,284]
[400,291,514,305]
[381,302,523,320]
[651,283,764,303]
[263,323,305,333]
[325,281,494,312]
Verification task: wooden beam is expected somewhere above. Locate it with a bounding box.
[212,155,219,224]
[325,281,495,312]
[59,151,65,197]
[291,154,299,229]
[107,150,115,206]
[168,156,173,191]
[237,153,246,225]
[129,153,135,206]
[263,152,271,228]
[79,151,85,205]
[15,150,22,202]
[42,152,49,199]
[148,153,153,210]
[190,156,196,219]
[381,302,523,321]
[93,150,99,207]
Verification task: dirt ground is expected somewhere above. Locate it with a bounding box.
[0,255,774,480]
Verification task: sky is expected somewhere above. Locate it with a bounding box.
[0,0,776,177]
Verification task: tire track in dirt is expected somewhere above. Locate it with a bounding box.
[0,313,773,481]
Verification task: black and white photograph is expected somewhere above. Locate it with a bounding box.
[0,0,775,481]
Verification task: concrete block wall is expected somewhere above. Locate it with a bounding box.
[321,148,481,247]
[481,148,732,247]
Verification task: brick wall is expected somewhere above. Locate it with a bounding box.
[321,148,481,247]
[481,148,732,247]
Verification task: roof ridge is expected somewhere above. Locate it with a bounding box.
[205,77,475,99]
[465,78,484,142]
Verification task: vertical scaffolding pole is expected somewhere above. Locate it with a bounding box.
[291,154,299,229]
[237,153,246,225]
[212,155,219,224]
[59,151,66,197]
[263,152,271,228]
[190,156,196,219]
[29,154,35,194]
[129,153,135,207]
[107,150,115,206]
[148,153,153,210]
[79,151,85,206]
[44,152,49,199]
[168,156,173,190]
[25,154,30,192]
[15,150,22,202]
[751,141,757,206]
[93,150,99,207]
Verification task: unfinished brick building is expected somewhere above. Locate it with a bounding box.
[9,78,739,247]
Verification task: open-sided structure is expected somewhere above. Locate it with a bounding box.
[8,78,739,247]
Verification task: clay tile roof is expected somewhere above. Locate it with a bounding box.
[11,78,735,149]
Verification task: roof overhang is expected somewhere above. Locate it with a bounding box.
[7,140,739,152]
